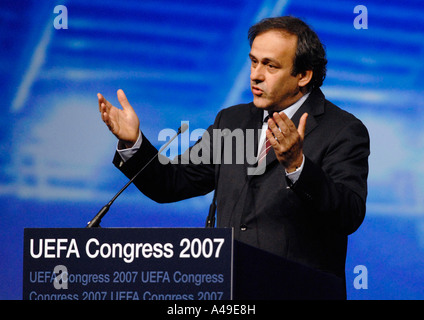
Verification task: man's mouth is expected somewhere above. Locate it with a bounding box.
[251,85,264,96]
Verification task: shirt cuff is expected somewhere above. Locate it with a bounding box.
[116,130,142,162]
[285,154,305,184]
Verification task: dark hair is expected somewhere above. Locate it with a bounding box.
[248,16,327,90]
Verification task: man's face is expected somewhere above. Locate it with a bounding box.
[249,30,306,112]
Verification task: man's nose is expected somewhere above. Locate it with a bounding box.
[250,65,265,83]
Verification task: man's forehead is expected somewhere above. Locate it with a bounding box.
[250,30,297,60]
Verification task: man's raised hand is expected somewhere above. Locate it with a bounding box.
[266,112,308,172]
[98,89,140,148]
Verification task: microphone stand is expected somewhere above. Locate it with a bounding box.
[205,129,227,228]
[86,124,188,228]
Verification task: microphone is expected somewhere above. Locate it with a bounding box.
[205,196,217,228]
[205,162,220,228]
[205,129,229,228]
[86,123,189,228]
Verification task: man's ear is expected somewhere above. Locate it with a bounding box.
[298,70,313,88]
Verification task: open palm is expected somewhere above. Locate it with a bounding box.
[98,89,140,147]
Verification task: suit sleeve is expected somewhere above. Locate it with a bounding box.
[112,113,224,203]
[289,119,370,235]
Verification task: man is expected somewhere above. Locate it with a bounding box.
[98,17,369,284]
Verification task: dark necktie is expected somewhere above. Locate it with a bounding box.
[257,116,271,165]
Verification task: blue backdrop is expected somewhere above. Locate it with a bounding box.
[1,0,424,300]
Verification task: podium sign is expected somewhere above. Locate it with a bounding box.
[23,228,233,300]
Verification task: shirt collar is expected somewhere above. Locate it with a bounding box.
[263,91,311,121]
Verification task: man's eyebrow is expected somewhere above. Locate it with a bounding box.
[249,53,281,66]
[263,57,279,64]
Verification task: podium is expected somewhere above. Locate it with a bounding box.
[23,228,345,300]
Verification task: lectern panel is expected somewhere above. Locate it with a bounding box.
[23,228,233,300]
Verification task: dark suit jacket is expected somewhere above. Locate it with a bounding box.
[113,88,370,279]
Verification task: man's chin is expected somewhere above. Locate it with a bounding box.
[252,97,270,110]
[253,97,285,113]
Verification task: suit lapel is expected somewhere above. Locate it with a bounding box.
[291,88,324,135]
